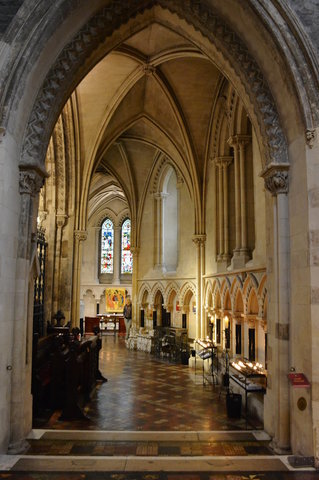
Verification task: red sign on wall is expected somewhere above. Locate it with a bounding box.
[287,373,310,388]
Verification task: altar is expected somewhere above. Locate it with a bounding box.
[97,313,124,335]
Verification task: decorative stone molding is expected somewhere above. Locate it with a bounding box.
[19,169,45,196]
[192,234,206,246]
[20,0,288,171]
[214,156,233,168]
[142,63,156,76]
[306,128,316,148]
[74,230,87,242]
[261,163,289,196]
[227,134,251,149]
[56,213,68,228]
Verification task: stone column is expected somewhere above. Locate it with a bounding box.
[154,193,167,270]
[222,157,232,261]
[53,213,67,314]
[238,137,250,255]
[192,235,206,338]
[228,135,251,267]
[71,230,87,328]
[215,157,232,269]
[216,160,224,260]
[131,246,139,328]
[9,168,45,453]
[113,225,121,284]
[228,137,241,255]
[263,164,290,453]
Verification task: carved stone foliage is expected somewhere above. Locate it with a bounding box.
[264,171,288,196]
[74,230,87,242]
[306,129,316,148]
[21,0,288,171]
[262,165,289,196]
[192,234,206,246]
[19,169,44,196]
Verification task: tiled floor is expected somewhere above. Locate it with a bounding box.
[35,335,254,431]
[3,336,316,478]
[1,471,318,479]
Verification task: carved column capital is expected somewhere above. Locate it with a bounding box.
[19,169,45,196]
[56,213,68,228]
[227,134,251,148]
[215,156,233,168]
[192,234,206,246]
[261,163,289,196]
[74,230,87,242]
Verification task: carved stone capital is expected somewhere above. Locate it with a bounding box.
[192,234,206,246]
[214,156,233,168]
[306,129,316,148]
[56,214,68,228]
[227,134,251,149]
[74,230,87,242]
[19,169,45,196]
[261,163,289,196]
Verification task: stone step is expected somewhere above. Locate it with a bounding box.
[28,428,271,442]
[9,455,289,472]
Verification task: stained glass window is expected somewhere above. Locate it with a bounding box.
[101,218,114,274]
[121,218,133,274]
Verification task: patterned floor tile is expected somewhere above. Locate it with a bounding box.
[35,335,253,432]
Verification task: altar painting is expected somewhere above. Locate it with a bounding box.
[105,288,125,312]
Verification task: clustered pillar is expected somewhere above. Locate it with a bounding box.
[154,192,167,271]
[71,230,87,328]
[215,156,232,268]
[131,246,139,328]
[192,234,206,338]
[227,135,251,268]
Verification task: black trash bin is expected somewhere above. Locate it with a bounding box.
[226,392,242,418]
[181,351,190,365]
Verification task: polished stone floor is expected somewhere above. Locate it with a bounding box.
[37,335,253,431]
[1,335,316,478]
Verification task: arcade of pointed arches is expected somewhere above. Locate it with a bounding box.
[137,270,267,361]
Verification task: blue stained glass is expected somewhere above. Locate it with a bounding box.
[101,218,114,273]
[121,218,133,274]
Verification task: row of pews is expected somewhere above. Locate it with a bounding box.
[32,329,106,422]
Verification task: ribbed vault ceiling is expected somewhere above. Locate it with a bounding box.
[75,21,223,220]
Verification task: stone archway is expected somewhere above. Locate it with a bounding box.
[1,0,319,462]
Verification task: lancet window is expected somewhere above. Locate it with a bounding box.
[101,218,114,274]
[121,218,133,274]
